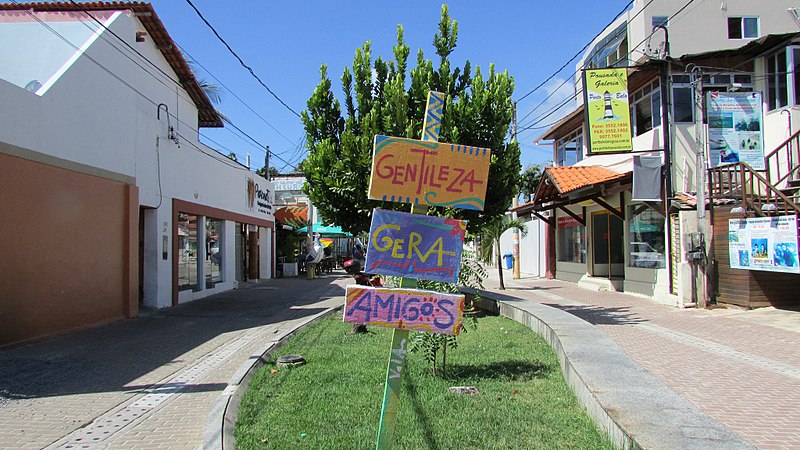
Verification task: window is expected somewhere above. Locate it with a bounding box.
[765,47,800,111]
[671,73,753,122]
[557,215,586,263]
[586,22,628,69]
[630,80,661,136]
[628,205,665,269]
[178,213,198,290]
[556,129,583,166]
[727,17,759,39]
[206,217,224,283]
[652,16,668,31]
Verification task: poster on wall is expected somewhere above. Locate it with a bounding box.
[707,92,764,170]
[728,215,799,274]
[583,68,632,153]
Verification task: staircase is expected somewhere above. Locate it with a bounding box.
[708,130,800,217]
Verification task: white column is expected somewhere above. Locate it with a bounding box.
[142,205,173,309]
[259,226,272,279]
[197,215,206,291]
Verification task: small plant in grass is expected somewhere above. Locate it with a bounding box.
[400,250,486,377]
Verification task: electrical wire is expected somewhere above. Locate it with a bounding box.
[183,0,301,118]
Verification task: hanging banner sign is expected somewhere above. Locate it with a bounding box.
[368,135,491,210]
[344,285,465,335]
[728,215,799,273]
[365,208,466,284]
[583,68,632,153]
[707,92,765,170]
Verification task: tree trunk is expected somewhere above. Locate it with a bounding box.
[495,241,505,290]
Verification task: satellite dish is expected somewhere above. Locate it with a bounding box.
[24,80,42,93]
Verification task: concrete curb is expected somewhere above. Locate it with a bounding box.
[201,306,342,450]
[465,288,755,450]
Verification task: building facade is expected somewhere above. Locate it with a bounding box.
[520,0,800,307]
[0,3,274,347]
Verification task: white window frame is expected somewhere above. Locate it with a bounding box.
[556,128,583,167]
[671,73,754,122]
[727,16,759,40]
[630,80,661,137]
[766,46,799,112]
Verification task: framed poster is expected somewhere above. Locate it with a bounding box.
[707,92,764,170]
[583,68,632,153]
[728,215,799,273]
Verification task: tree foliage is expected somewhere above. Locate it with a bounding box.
[517,164,543,202]
[301,5,520,234]
[479,216,527,290]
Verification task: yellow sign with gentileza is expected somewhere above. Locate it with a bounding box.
[583,68,632,153]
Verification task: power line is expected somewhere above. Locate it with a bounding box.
[183,0,301,118]
[515,0,633,104]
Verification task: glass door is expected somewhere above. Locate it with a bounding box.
[591,211,624,278]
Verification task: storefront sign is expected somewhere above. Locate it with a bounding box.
[365,208,466,284]
[728,215,799,273]
[246,176,273,215]
[344,285,465,335]
[557,214,584,228]
[583,68,632,153]
[368,135,491,210]
[707,92,765,170]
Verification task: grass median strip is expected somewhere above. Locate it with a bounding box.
[235,311,613,449]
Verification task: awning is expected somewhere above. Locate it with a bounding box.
[513,165,632,221]
[274,205,308,229]
[295,222,353,237]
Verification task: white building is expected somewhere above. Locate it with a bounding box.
[0,2,274,347]
[522,0,800,307]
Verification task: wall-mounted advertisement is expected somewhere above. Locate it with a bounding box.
[583,68,632,153]
[728,215,799,274]
[707,92,764,170]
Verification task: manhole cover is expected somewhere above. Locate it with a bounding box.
[276,354,306,368]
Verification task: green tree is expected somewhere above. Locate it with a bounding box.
[480,216,527,290]
[301,5,520,234]
[518,164,542,202]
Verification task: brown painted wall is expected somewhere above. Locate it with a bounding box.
[0,153,137,347]
[713,208,799,308]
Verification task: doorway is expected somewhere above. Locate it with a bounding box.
[591,211,624,279]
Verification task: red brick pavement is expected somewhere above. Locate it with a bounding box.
[490,272,800,450]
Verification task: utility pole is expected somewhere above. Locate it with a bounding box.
[691,66,708,307]
[511,101,521,279]
[265,145,270,180]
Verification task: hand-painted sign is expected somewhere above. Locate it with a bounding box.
[368,135,491,210]
[365,208,466,284]
[344,285,465,335]
[583,68,632,153]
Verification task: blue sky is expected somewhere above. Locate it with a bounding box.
[147,0,632,172]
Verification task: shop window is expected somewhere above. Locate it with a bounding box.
[206,217,224,283]
[766,47,800,111]
[727,17,759,39]
[556,129,583,166]
[557,215,586,263]
[628,205,665,269]
[178,213,198,290]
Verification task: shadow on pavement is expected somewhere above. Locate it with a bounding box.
[0,274,348,401]
[542,302,647,326]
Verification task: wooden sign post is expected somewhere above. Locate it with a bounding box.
[363,91,491,449]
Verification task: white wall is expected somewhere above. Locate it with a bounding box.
[498,215,548,278]
[1,10,274,309]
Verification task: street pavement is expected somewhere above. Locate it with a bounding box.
[0,273,350,449]
[483,269,800,450]
[1,268,798,449]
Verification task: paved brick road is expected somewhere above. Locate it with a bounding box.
[489,271,800,450]
[0,274,350,449]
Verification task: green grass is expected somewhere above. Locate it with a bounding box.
[235,312,613,450]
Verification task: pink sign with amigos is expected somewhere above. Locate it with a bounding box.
[344,285,464,335]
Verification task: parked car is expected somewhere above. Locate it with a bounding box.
[630,242,663,268]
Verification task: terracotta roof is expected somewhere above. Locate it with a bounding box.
[672,192,737,209]
[0,2,222,127]
[513,165,630,212]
